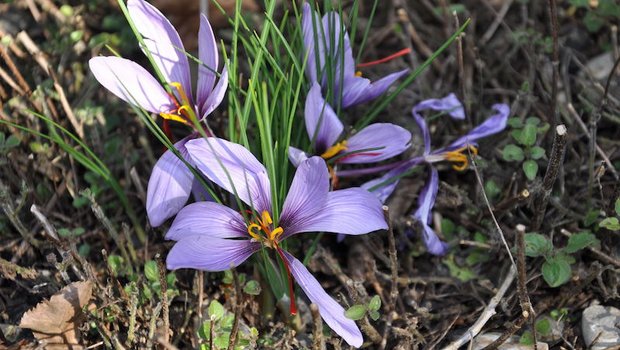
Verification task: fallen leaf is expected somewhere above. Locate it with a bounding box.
[151,0,260,50]
[19,281,93,350]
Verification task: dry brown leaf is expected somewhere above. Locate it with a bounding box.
[151,0,260,50]
[19,281,93,350]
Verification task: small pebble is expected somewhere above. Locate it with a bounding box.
[581,304,620,350]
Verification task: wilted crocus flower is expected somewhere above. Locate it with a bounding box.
[289,83,411,181]
[302,3,408,108]
[89,0,227,227]
[363,94,510,254]
[166,137,387,347]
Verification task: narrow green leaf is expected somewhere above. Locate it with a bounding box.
[615,198,620,216]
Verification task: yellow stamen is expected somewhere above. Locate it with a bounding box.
[159,112,189,124]
[261,211,273,225]
[170,82,191,108]
[443,145,478,171]
[269,227,284,241]
[321,140,348,160]
[247,223,262,240]
[355,71,363,77]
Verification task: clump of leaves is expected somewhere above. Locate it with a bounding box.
[502,117,549,181]
[525,231,600,287]
[198,300,258,350]
[345,295,382,321]
[599,197,620,231]
[569,0,620,32]
[222,270,262,296]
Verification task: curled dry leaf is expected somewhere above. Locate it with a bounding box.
[19,281,93,350]
[151,0,260,50]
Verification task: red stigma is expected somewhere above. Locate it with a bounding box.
[357,48,411,68]
[274,245,297,315]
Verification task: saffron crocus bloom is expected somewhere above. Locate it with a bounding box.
[88,0,227,227]
[363,94,510,254]
[302,3,408,108]
[289,83,411,175]
[166,137,387,347]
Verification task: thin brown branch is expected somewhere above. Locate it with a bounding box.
[532,124,568,230]
[227,268,243,350]
[157,254,170,344]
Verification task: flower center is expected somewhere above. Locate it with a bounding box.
[320,140,348,160]
[247,210,284,245]
[159,82,196,125]
[246,210,296,315]
[442,145,478,171]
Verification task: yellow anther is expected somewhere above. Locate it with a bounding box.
[169,82,191,108]
[321,141,348,160]
[355,71,363,77]
[443,145,478,171]
[247,223,262,240]
[261,211,273,226]
[159,112,189,124]
[269,227,284,241]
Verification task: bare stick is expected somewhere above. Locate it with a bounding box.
[310,304,325,350]
[381,206,398,350]
[441,266,517,350]
[516,224,536,349]
[548,0,559,126]
[157,255,170,343]
[532,124,568,230]
[480,312,529,350]
[480,0,514,45]
[0,42,30,94]
[227,268,243,350]
[565,103,618,180]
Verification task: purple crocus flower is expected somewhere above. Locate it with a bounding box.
[289,83,411,178]
[166,137,387,347]
[88,0,227,227]
[302,3,408,108]
[363,94,510,255]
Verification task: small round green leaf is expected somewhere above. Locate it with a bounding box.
[502,144,524,162]
[243,280,262,295]
[529,146,546,160]
[369,310,380,321]
[599,217,620,231]
[521,124,538,146]
[345,304,367,320]
[542,256,572,287]
[144,260,159,282]
[508,117,523,128]
[208,300,225,321]
[524,233,552,257]
[368,295,381,312]
[523,160,538,181]
[564,231,599,253]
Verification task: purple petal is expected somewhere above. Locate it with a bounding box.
[412,93,465,154]
[340,76,371,109]
[284,188,387,237]
[185,137,271,213]
[361,158,422,203]
[302,3,322,83]
[281,251,363,348]
[288,146,310,168]
[196,14,218,106]
[146,138,194,227]
[167,236,259,271]
[305,83,343,153]
[191,179,213,202]
[412,167,448,255]
[322,12,355,81]
[89,56,173,114]
[339,123,411,164]
[279,157,329,236]
[165,201,247,241]
[445,103,510,150]
[200,66,228,119]
[127,0,191,98]
[342,69,408,108]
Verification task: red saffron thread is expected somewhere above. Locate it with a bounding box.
[274,245,297,315]
[356,48,411,68]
